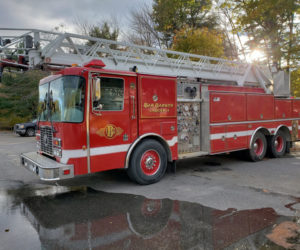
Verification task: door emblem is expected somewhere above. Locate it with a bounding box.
[97,124,123,139]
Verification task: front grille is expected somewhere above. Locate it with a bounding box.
[40,126,53,156]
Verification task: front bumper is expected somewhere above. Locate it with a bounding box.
[15,129,26,135]
[20,152,74,181]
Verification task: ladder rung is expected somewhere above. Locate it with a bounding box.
[0,28,271,90]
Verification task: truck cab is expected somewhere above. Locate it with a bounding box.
[21,60,177,184]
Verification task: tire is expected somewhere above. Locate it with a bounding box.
[248,131,267,161]
[127,139,167,185]
[26,128,35,137]
[268,130,287,158]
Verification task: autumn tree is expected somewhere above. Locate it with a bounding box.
[152,0,218,47]
[172,27,224,57]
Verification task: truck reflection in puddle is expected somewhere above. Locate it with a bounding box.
[16,187,292,249]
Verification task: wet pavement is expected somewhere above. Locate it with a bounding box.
[0,180,300,250]
[1,132,300,249]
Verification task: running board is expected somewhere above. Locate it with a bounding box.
[178,151,209,159]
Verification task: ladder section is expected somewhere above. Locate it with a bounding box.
[0,28,271,90]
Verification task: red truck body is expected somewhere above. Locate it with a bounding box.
[20,60,300,184]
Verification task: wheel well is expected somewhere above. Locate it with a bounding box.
[125,134,173,169]
[259,128,270,137]
[249,127,270,148]
[275,126,291,141]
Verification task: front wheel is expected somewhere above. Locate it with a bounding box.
[127,139,167,185]
[26,128,35,137]
[248,131,267,161]
[268,131,287,158]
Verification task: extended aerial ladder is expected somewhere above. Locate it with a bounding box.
[0,28,282,93]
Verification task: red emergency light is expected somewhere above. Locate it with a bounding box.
[83,59,106,68]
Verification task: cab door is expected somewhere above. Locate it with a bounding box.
[89,73,137,173]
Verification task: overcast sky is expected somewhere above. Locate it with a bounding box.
[0,0,153,34]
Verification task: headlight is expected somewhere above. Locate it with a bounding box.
[19,125,24,129]
[53,147,62,157]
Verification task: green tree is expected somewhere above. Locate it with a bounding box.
[291,68,300,97]
[86,22,119,51]
[152,0,218,47]
[83,21,119,51]
[0,70,49,129]
[74,17,119,49]
[88,22,119,41]
[172,27,224,57]
[215,0,246,60]
[225,0,300,69]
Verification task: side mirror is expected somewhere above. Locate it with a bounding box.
[92,78,103,112]
[93,78,101,102]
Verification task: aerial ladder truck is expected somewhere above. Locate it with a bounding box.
[0,28,298,184]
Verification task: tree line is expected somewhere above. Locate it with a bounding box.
[76,0,299,71]
[77,0,299,94]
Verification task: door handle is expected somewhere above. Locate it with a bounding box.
[131,96,136,119]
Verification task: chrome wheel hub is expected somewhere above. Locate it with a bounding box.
[145,157,155,169]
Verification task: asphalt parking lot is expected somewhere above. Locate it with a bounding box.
[1,131,300,249]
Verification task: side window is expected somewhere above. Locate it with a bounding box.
[93,77,124,111]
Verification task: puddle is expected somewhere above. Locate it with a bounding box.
[0,181,299,250]
[0,189,41,250]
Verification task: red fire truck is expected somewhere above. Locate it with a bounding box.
[6,29,296,184]
[20,187,279,249]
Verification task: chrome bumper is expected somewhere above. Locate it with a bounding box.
[20,152,74,181]
[14,129,26,135]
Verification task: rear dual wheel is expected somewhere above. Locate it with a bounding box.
[268,131,287,158]
[248,131,267,161]
[127,140,167,185]
[248,131,288,161]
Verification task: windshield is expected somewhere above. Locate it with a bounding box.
[38,76,85,123]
